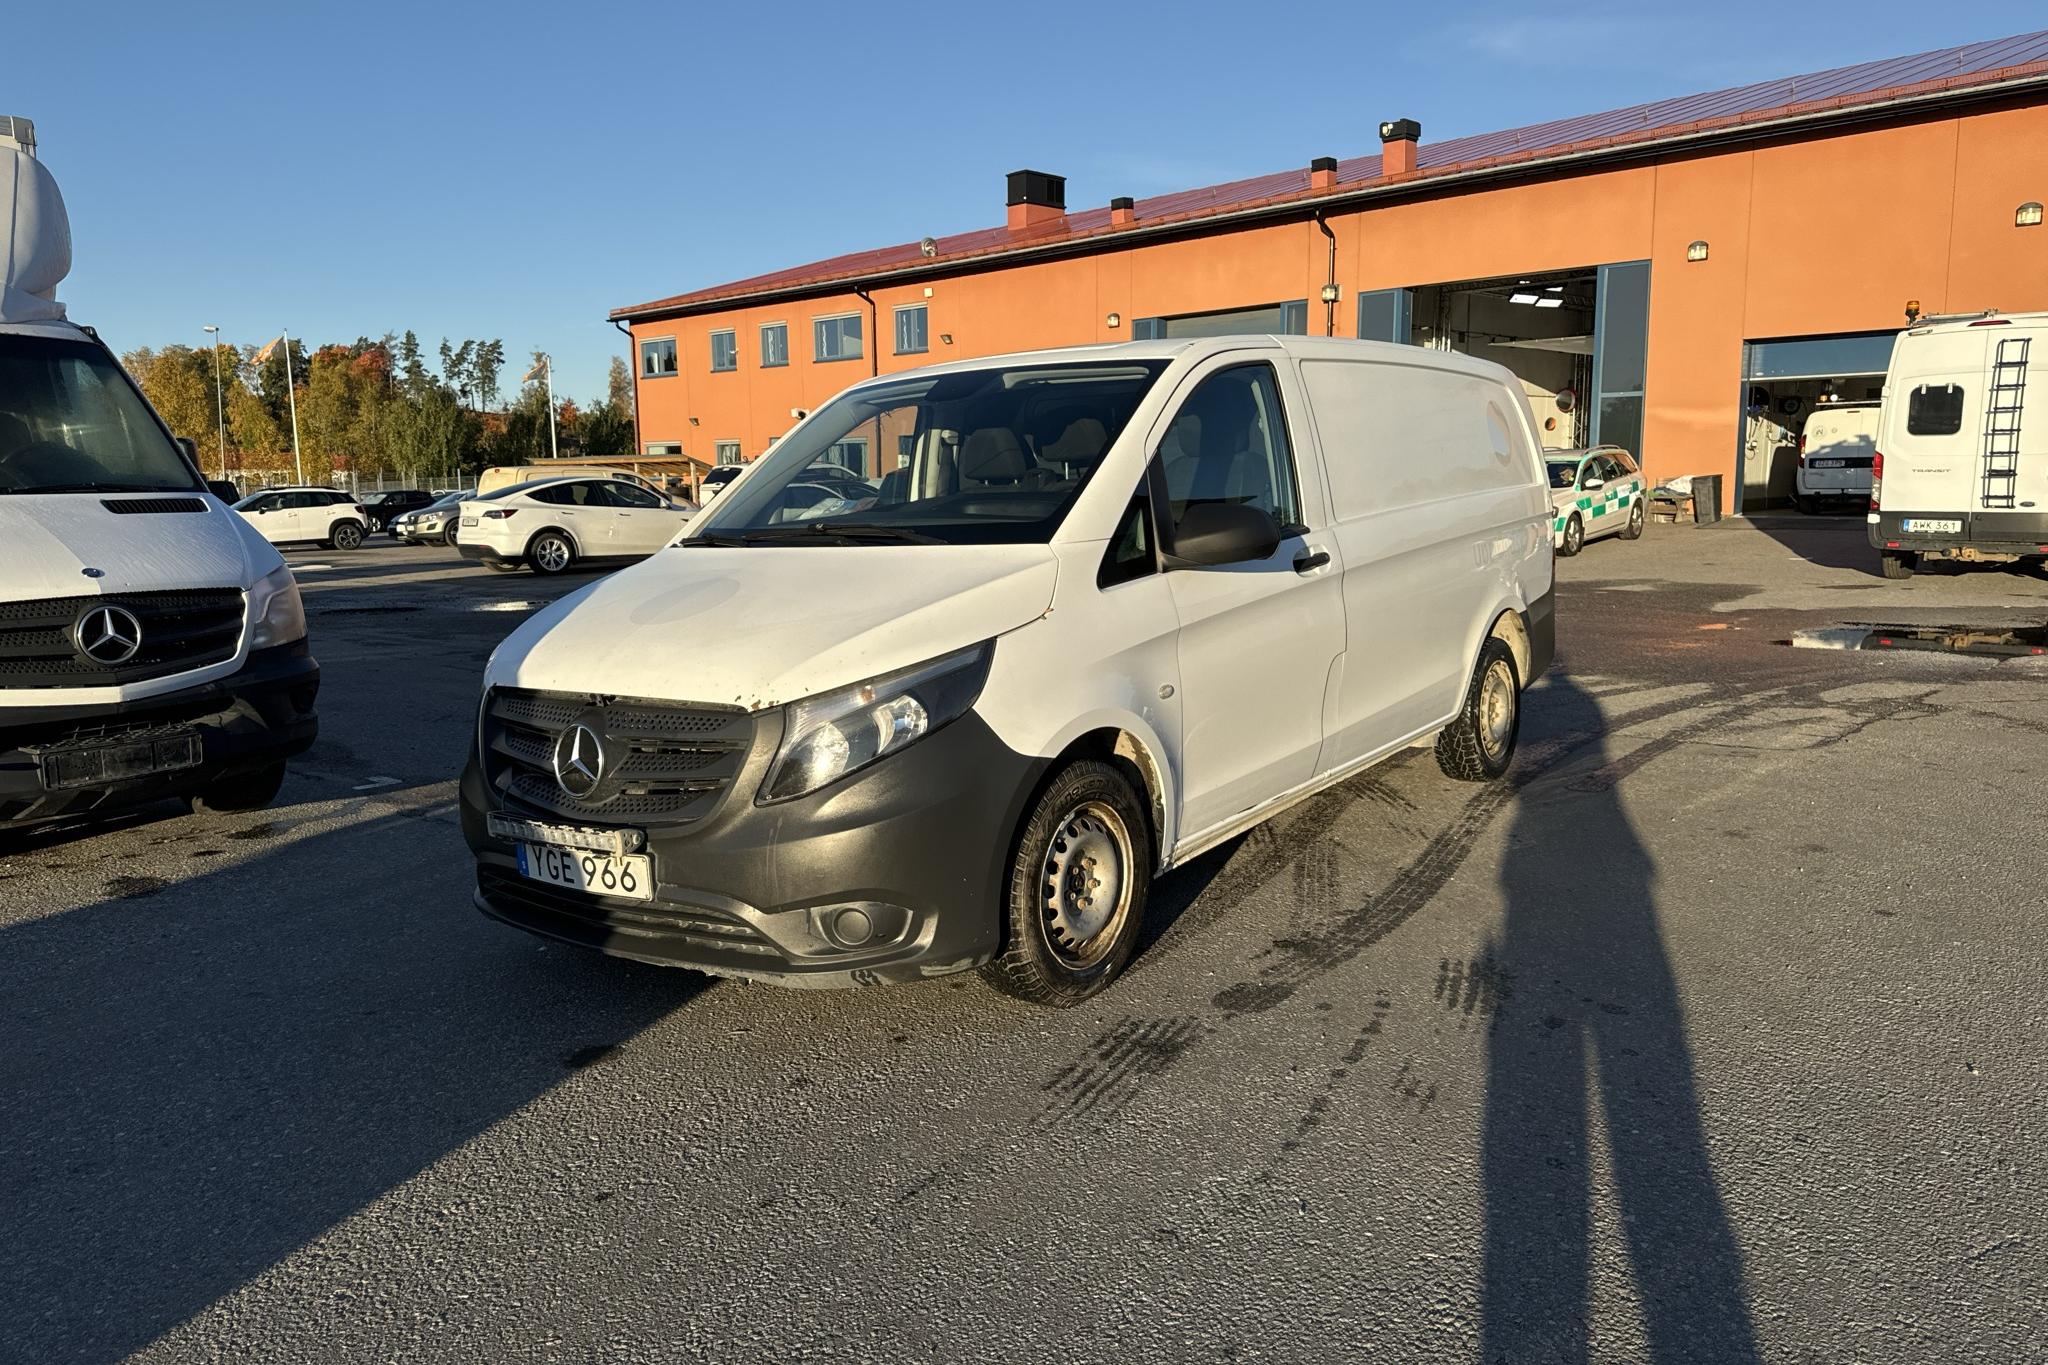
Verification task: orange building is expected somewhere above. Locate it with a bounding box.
[613,33,2048,514]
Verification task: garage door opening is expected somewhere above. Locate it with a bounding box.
[1359,261,1650,459]
[1737,332,1895,512]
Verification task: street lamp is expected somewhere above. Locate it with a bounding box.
[201,324,227,479]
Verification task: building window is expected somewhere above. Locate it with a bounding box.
[897,433,916,461]
[814,313,863,363]
[1131,301,1309,340]
[709,329,737,372]
[1133,318,1165,340]
[894,304,929,355]
[823,439,868,478]
[640,337,677,378]
[760,322,788,368]
[714,440,742,463]
[1907,384,1966,436]
[644,443,683,456]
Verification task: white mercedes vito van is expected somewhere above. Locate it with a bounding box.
[461,336,1553,1005]
[2,116,318,828]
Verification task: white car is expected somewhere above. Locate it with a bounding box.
[232,486,372,550]
[1795,402,1878,514]
[1544,445,1647,555]
[455,476,694,575]
[460,336,1555,1006]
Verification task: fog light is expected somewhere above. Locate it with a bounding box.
[830,907,875,947]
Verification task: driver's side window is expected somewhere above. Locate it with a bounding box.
[1156,363,1303,538]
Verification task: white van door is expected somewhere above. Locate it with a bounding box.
[1155,354,1345,837]
[1879,329,1986,516]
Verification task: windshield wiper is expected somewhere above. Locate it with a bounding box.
[738,522,943,545]
[674,531,755,548]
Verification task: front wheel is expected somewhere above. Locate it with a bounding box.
[1621,498,1646,540]
[1436,637,1521,782]
[527,531,575,576]
[1558,513,1584,557]
[442,524,460,547]
[1880,550,1917,580]
[329,520,365,551]
[980,760,1151,1007]
[190,760,288,814]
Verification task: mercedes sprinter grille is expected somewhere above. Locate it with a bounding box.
[482,687,756,827]
[0,589,245,688]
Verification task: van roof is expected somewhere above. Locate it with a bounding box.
[1902,310,2048,337]
[838,334,1517,390]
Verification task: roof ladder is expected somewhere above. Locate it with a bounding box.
[1982,335,2029,510]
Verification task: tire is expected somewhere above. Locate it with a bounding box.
[329,520,365,551]
[1558,513,1584,557]
[190,760,287,814]
[1880,550,1917,580]
[527,530,575,576]
[442,524,460,547]
[980,759,1151,1008]
[1621,498,1646,540]
[1794,495,1814,516]
[1436,637,1521,783]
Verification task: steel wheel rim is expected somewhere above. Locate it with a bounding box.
[1629,502,1644,534]
[535,537,569,572]
[1039,799,1134,971]
[1479,660,1516,760]
[1566,517,1582,553]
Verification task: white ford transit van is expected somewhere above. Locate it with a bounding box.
[461,337,1553,1005]
[2,117,318,827]
[1870,312,2047,578]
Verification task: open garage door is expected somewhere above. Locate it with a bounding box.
[1736,332,1896,512]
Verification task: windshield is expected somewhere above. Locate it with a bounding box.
[1545,458,1583,490]
[0,333,202,494]
[695,360,1169,545]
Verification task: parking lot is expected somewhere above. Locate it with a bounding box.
[5,518,2045,1364]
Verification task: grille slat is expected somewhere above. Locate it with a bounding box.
[484,687,755,827]
[0,589,244,688]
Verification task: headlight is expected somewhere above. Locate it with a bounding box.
[246,562,307,649]
[759,642,993,803]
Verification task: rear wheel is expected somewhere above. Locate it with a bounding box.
[1436,637,1521,782]
[1880,550,1918,580]
[190,760,288,814]
[980,760,1151,1007]
[329,520,365,551]
[1558,513,1584,557]
[1794,495,1815,516]
[528,531,574,576]
[1621,498,1646,540]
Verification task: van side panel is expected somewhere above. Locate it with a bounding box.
[1300,357,1548,770]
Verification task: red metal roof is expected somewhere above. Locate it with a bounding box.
[614,30,2048,321]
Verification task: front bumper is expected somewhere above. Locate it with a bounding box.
[0,642,320,827]
[461,708,1045,987]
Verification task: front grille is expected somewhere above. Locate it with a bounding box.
[101,497,209,514]
[477,866,782,959]
[482,687,755,827]
[0,589,244,688]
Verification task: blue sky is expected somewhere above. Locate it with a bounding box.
[14,2,2042,403]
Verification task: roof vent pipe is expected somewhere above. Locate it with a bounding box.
[1006,169,1066,231]
[1379,119,1421,178]
[1310,156,1338,192]
[1110,195,1137,227]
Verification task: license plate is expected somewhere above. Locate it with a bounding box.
[460,517,478,527]
[42,733,202,790]
[1903,518,1961,534]
[516,842,653,901]
[1809,459,1845,469]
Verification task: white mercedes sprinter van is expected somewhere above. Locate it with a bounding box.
[2,116,318,827]
[461,336,1553,1005]
[1870,311,2047,578]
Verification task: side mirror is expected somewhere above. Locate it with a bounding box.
[1583,477,1607,491]
[176,436,199,465]
[1166,502,1283,568]
[205,480,239,502]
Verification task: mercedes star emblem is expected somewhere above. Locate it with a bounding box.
[73,604,144,665]
[551,721,605,799]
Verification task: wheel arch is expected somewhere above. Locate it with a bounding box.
[1030,722,1174,874]
[522,524,582,557]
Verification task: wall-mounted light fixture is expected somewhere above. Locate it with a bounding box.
[2019,201,2045,228]
[688,416,699,426]
[1106,312,1121,328]
[1687,239,1710,262]
[939,332,954,345]
[1319,283,1341,305]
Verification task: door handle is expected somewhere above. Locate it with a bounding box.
[1293,550,1331,574]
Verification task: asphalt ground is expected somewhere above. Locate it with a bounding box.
[3,516,2044,1364]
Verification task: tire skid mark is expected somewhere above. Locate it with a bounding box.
[1269,992,1393,1167]
[1037,1014,1209,1124]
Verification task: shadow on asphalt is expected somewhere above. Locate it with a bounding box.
[1479,674,1758,1359]
[0,807,705,1362]
[1735,511,1884,575]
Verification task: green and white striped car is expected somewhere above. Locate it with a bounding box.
[1546,445,1647,556]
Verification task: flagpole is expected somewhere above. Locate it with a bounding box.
[282,329,304,484]
[543,355,558,461]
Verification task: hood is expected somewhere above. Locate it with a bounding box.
[490,543,1058,709]
[0,495,274,599]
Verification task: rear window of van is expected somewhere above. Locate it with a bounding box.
[1906,384,1965,436]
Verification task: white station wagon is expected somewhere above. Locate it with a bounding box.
[1544,445,1647,555]
[461,337,1557,1006]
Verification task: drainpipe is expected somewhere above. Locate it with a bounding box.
[611,319,641,455]
[1314,210,1338,337]
[852,286,880,377]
